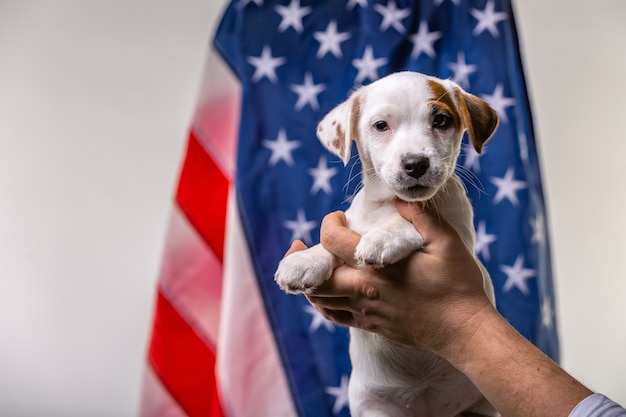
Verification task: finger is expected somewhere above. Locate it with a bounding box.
[394,199,458,245]
[320,211,361,266]
[319,308,355,327]
[308,266,359,297]
[284,240,308,257]
[306,294,352,310]
[309,265,380,300]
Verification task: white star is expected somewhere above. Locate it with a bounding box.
[352,45,388,83]
[448,52,477,88]
[500,255,536,295]
[325,375,350,414]
[262,129,301,167]
[530,212,546,244]
[481,83,516,123]
[247,45,286,83]
[309,155,339,195]
[314,20,351,59]
[346,0,367,10]
[304,305,335,332]
[410,21,443,59]
[434,0,460,6]
[374,0,410,33]
[541,299,554,329]
[462,143,482,173]
[475,220,497,261]
[470,0,508,37]
[490,167,527,206]
[283,209,318,245]
[275,0,312,33]
[290,72,326,111]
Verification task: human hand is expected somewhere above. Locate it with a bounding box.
[307,200,495,357]
[298,202,595,417]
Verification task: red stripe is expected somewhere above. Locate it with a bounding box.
[176,131,229,262]
[148,289,225,417]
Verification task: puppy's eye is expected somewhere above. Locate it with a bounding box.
[432,113,452,130]
[373,121,389,132]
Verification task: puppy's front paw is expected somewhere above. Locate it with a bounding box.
[354,229,396,268]
[274,249,333,294]
[355,227,424,268]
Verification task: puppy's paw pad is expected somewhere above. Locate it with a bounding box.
[274,251,332,294]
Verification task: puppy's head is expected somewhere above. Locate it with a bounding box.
[316,71,499,202]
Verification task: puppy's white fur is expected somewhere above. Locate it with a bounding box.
[275,71,499,417]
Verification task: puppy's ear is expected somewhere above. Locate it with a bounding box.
[455,88,499,154]
[316,91,361,165]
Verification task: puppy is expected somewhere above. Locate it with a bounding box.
[275,71,499,417]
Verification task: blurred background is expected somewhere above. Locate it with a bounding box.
[0,0,624,415]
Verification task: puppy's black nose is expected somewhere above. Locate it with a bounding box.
[402,156,430,179]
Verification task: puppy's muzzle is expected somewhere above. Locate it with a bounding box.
[402,155,430,179]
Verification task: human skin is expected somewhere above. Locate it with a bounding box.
[287,200,592,417]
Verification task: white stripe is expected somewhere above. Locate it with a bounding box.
[192,48,241,179]
[139,366,187,417]
[158,205,222,347]
[217,188,298,417]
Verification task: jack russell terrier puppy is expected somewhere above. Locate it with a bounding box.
[275,71,500,417]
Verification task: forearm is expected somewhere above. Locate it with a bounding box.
[443,306,592,417]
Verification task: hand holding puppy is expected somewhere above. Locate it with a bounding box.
[306,200,492,356]
[303,201,594,417]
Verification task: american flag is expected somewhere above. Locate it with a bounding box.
[140,0,558,416]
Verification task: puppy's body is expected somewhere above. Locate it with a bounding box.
[275,72,499,417]
[346,176,494,417]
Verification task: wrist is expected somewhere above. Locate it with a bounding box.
[433,300,498,368]
[437,303,593,417]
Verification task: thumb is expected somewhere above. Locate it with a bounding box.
[394,199,458,245]
[284,240,308,257]
[320,211,361,266]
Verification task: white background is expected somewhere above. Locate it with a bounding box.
[1,0,625,415]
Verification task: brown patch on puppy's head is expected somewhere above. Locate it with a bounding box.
[427,79,462,132]
[454,87,499,154]
[333,121,345,150]
[316,91,361,165]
